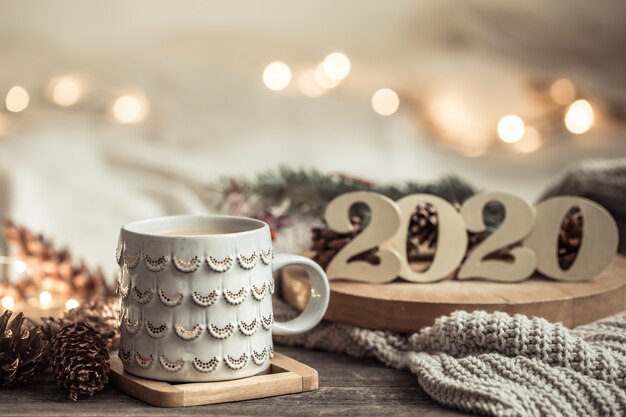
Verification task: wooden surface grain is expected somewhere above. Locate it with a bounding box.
[0,346,467,417]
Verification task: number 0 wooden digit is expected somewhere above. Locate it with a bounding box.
[382,195,467,282]
[524,196,618,281]
[324,192,402,283]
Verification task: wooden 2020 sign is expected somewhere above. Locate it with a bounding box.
[280,191,625,332]
[324,191,619,283]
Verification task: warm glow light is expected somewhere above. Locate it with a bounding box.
[565,99,593,134]
[113,94,148,124]
[460,130,489,157]
[13,260,27,274]
[497,114,525,143]
[39,291,52,307]
[550,78,576,105]
[427,93,474,140]
[263,62,292,91]
[5,86,29,113]
[371,88,400,116]
[65,298,79,310]
[298,69,326,98]
[1,295,14,310]
[323,52,351,81]
[314,63,340,89]
[512,126,542,153]
[49,76,82,107]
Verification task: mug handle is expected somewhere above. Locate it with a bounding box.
[271,254,330,336]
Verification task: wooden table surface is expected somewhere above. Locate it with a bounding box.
[0,346,468,417]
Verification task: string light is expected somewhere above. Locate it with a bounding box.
[427,93,472,139]
[497,114,525,143]
[1,295,14,310]
[298,69,326,98]
[49,76,82,107]
[512,126,542,153]
[323,52,351,81]
[39,291,52,307]
[565,99,593,134]
[371,88,400,116]
[13,260,27,274]
[314,63,340,89]
[113,94,148,124]
[5,86,29,113]
[550,78,576,105]
[65,298,79,310]
[263,62,292,91]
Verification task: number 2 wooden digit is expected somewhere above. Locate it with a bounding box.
[458,192,537,282]
[325,192,402,283]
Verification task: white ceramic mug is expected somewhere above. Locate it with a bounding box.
[116,214,330,382]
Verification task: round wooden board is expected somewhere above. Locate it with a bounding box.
[281,254,626,332]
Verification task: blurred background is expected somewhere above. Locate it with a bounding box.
[1,0,625,275]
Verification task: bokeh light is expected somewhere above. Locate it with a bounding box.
[113,94,148,124]
[564,99,593,134]
[39,291,52,307]
[371,88,399,116]
[323,52,351,81]
[263,62,292,91]
[49,76,82,107]
[5,86,29,113]
[550,78,576,105]
[314,63,340,89]
[497,114,525,143]
[512,126,542,153]
[298,69,326,98]
[1,295,14,310]
[65,298,79,310]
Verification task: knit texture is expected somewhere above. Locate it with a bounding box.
[274,303,626,417]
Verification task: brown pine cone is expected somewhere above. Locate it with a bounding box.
[311,216,379,269]
[62,297,120,351]
[50,322,111,401]
[0,310,50,387]
[558,208,583,270]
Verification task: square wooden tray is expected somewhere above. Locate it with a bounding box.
[109,352,318,407]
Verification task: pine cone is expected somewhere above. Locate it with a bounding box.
[3,220,113,302]
[50,322,111,401]
[558,208,583,270]
[0,310,50,387]
[62,297,120,351]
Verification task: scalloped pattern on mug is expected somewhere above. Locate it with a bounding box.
[145,321,168,338]
[268,345,275,359]
[119,346,133,363]
[268,277,275,295]
[159,355,184,372]
[191,289,220,307]
[144,255,169,272]
[175,324,204,341]
[237,251,257,270]
[135,352,154,369]
[224,353,249,370]
[117,304,127,327]
[251,283,267,301]
[193,357,220,373]
[124,253,140,270]
[207,322,235,340]
[260,248,273,265]
[251,348,267,365]
[261,313,273,331]
[206,255,234,273]
[223,287,248,305]
[173,255,201,273]
[158,289,183,307]
[124,318,142,335]
[133,287,154,305]
[238,318,258,336]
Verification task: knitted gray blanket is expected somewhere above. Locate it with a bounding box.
[275,304,626,417]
